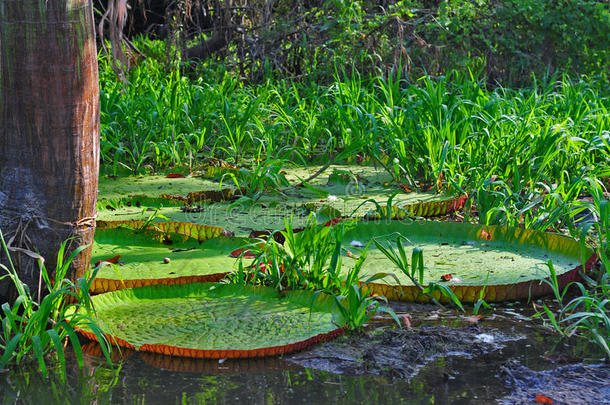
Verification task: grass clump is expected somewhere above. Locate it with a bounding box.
[227,215,399,329]
[0,231,112,377]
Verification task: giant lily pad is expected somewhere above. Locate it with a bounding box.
[99,175,229,200]
[97,165,467,237]
[279,165,467,218]
[362,194,468,220]
[341,221,596,302]
[91,221,248,293]
[98,175,243,212]
[75,283,345,358]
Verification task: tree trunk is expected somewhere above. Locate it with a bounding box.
[0,0,100,301]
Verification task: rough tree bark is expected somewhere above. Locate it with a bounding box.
[0,0,100,301]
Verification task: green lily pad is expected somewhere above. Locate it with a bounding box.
[91,221,250,293]
[340,221,595,302]
[99,175,227,200]
[97,165,466,237]
[75,283,345,358]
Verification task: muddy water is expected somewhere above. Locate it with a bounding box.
[1,305,607,404]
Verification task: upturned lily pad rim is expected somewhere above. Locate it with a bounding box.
[344,221,597,302]
[75,283,346,359]
[363,253,597,303]
[91,220,232,293]
[96,220,226,242]
[97,188,246,209]
[363,194,468,219]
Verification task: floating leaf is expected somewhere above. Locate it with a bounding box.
[90,221,250,293]
[72,283,346,359]
[341,221,596,302]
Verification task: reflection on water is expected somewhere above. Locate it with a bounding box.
[1,311,605,405]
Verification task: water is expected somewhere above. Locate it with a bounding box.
[1,308,607,404]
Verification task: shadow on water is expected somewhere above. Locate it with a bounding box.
[1,306,608,404]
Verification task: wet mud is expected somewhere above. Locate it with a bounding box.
[288,324,521,379]
[499,360,610,404]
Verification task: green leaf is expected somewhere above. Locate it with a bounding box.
[64,327,85,369]
[426,282,464,311]
[47,329,66,379]
[376,306,401,328]
[31,335,48,376]
[0,333,22,370]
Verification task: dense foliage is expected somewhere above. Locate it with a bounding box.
[0,234,111,375]
[101,44,609,231]
[122,0,609,84]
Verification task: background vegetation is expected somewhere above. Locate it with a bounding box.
[118,0,609,85]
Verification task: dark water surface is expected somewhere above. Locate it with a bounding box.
[1,307,607,405]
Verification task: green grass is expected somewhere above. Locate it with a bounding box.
[100,46,609,233]
[227,215,399,330]
[0,233,113,376]
[101,42,608,184]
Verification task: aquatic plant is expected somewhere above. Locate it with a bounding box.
[228,215,398,329]
[0,230,112,376]
[221,159,290,204]
[535,184,610,357]
[326,250,400,330]
[536,260,609,358]
[72,283,346,358]
[373,237,464,311]
[94,36,609,351]
[90,220,233,293]
[230,215,348,292]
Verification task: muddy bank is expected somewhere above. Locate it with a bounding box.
[498,360,610,405]
[287,324,520,379]
[499,360,610,405]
